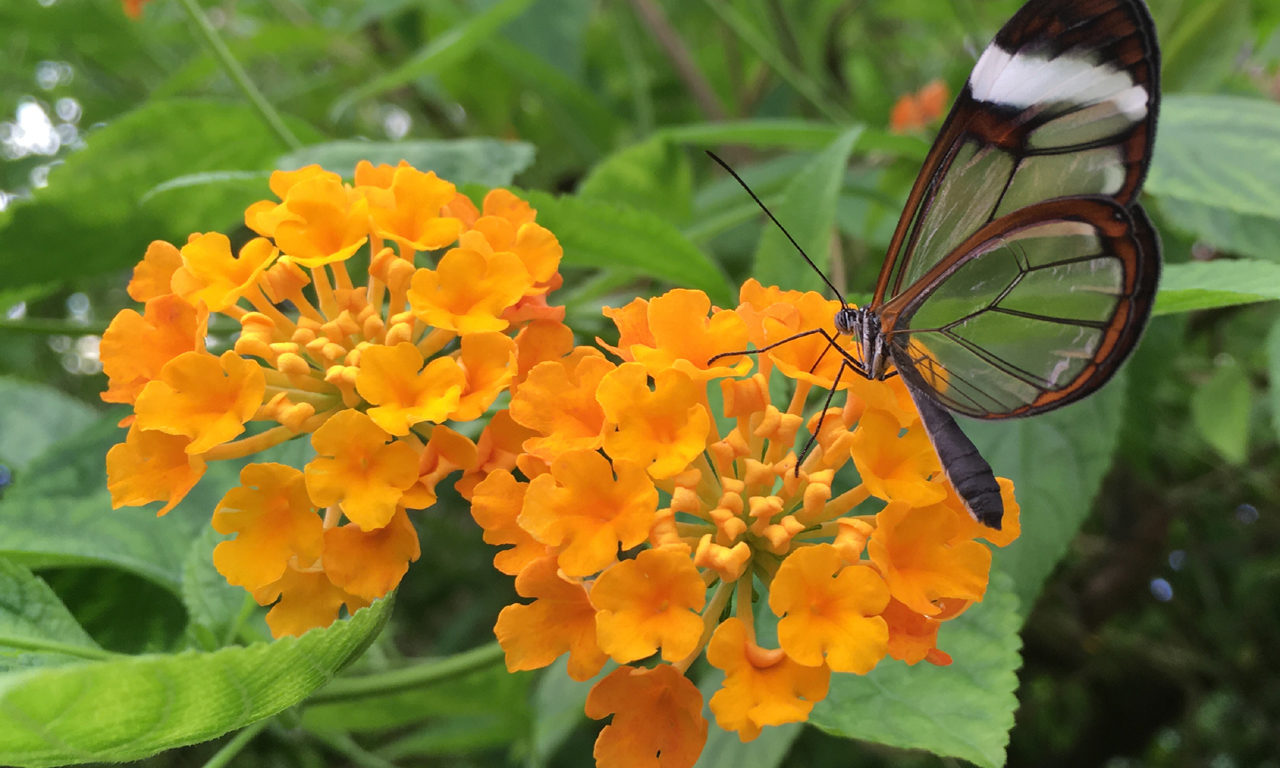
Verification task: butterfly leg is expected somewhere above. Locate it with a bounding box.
[793,359,851,475]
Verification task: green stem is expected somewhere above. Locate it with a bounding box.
[0,635,119,661]
[307,642,506,704]
[702,0,850,123]
[200,719,270,768]
[173,0,302,150]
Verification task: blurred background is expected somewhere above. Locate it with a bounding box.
[1,0,1278,766]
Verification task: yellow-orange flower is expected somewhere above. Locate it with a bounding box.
[519,450,657,578]
[101,294,207,409]
[171,233,278,312]
[510,354,614,462]
[706,618,831,741]
[105,427,206,515]
[106,164,568,638]
[868,501,992,615]
[470,469,544,576]
[211,463,323,591]
[597,364,710,479]
[586,664,708,768]
[355,342,466,436]
[304,409,419,530]
[407,248,533,333]
[366,164,463,252]
[769,544,889,674]
[494,555,607,681]
[591,547,706,663]
[133,350,265,455]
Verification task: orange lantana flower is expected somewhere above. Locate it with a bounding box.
[479,282,1020,767]
[104,163,567,637]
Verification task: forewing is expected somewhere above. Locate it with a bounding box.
[872,0,1160,307]
[882,197,1159,419]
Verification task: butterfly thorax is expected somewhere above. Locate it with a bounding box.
[835,306,891,381]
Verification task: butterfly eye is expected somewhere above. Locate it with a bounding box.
[834,308,859,337]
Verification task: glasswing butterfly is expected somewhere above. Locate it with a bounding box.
[712,0,1161,530]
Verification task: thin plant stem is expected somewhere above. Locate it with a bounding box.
[200,719,270,768]
[307,642,506,704]
[172,0,303,150]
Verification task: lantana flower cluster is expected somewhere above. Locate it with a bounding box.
[478,283,1022,765]
[102,162,566,636]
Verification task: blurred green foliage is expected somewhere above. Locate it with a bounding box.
[1,0,1279,766]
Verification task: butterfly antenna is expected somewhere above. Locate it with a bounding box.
[705,151,849,307]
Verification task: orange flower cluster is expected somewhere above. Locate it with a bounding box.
[102,162,566,637]
[478,283,1021,766]
[889,79,950,134]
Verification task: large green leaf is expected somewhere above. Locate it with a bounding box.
[0,598,391,767]
[0,100,319,293]
[809,574,1022,768]
[577,137,695,224]
[0,378,97,471]
[276,138,536,187]
[0,559,104,672]
[751,128,863,293]
[1146,95,1280,221]
[966,384,1126,613]
[522,191,734,306]
[1153,259,1280,315]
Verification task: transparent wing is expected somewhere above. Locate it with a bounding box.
[871,0,1160,308]
[881,198,1159,419]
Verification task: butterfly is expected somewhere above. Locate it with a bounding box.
[712,0,1161,530]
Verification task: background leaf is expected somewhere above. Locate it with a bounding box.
[0,559,103,672]
[0,598,391,767]
[0,100,320,293]
[276,138,537,187]
[1190,356,1253,464]
[751,128,862,292]
[1147,95,1280,221]
[0,378,96,472]
[1153,259,1280,315]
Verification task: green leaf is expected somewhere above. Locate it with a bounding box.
[1153,196,1280,263]
[1157,0,1251,92]
[0,598,391,767]
[809,574,1022,768]
[660,120,846,151]
[966,384,1126,613]
[180,526,249,650]
[0,415,219,594]
[1190,356,1253,464]
[521,191,734,306]
[1147,95,1280,221]
[0,100,320,293]
[1268,317,1280,443]
[1153,259,1280,315]
[330,0,536,119]
[694,716,798,768]
[752,129,863,293]
[0,378,96,471]
[527,658,599,768]
[0,559,104,672]
[578,137,694,224]
[276,138,537,187]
